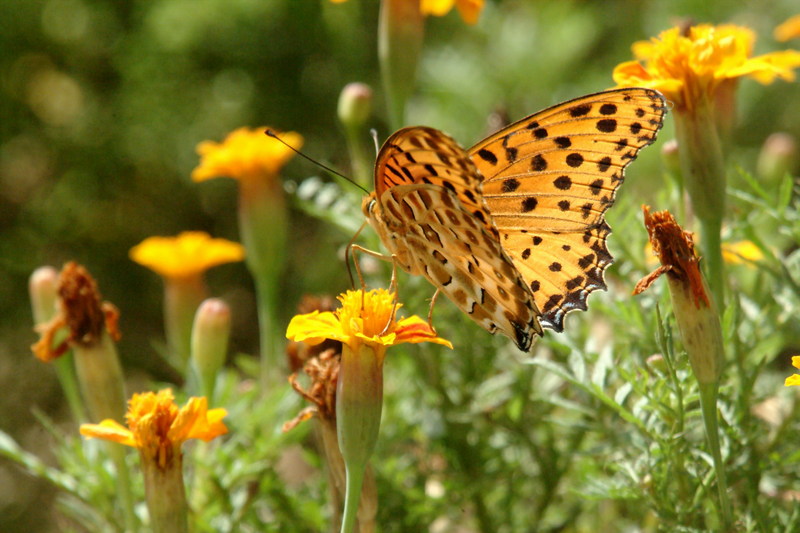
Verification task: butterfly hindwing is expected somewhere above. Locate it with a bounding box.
[470,88,667,330]
[376,183,542,350]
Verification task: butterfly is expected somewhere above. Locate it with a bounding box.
[362,88,667,351]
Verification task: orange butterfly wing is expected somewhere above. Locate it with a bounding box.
[366,127,542,350]
[470,88,667,331]
[364,88,667,350]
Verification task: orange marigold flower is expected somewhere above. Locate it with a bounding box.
[80,389,227,470]
[785,356,800,386]
[286,288,452,358]
[775,15,800,42]
[330,0,484,24]
[614,24,800,112]
[130,231,244,280]
[191,127,303,183]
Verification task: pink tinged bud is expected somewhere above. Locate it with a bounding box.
[757,132,797,184]
[29,266,59,325]
[191,298,231,401]
[338,82,374,130]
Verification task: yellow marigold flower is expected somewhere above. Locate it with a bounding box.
[613,24,800,112]
[776,15,800,42]
[330,0,483,24]
[80,389,228,469]
[421,0,484,24]
[721,240,764,265]
[786,356,800,386]
[191,127,303,183]
[130,231,244,279]
[286,288,453,356]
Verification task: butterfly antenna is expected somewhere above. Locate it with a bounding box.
[369,128,380,157]
[265,129,369,194]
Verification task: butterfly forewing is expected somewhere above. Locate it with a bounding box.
[470,88,667,330]
[370,128,542,350]
[365,88,666,349]
[376,127,497,238]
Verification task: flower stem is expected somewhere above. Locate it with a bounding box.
[340,461,366,533]
[109,442,138,533]
[698,381,732,529]
[53,353,88,423]
[378,0,424,129]
[700,216,725,309]
[238,177,286,387]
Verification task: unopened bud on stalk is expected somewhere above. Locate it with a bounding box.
[191,298,231,402]
[29,266,59,325]
[338,82,373,131]
[757,132,797,184]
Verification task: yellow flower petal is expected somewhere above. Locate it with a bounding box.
[394,315,454,348]
[334,0,482,24]
[191,127,303,183]
[792,355,800,370]
[775,15,800,42]
[614,23,800,113]
[80,389,227,464]
[785,374,800,387]
[286,311,348,346]
[130,231,244,279]
[721,240,764,265]
[285,289,452,352]
[80,419,137,447]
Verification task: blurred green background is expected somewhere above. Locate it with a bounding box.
[1,0,798,530]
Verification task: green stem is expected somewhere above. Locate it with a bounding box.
[344,125,373,188]
[109,443,138,533]
[238,177,287,387]
[698,382,732,529]
[378,0,424,129]
[340,462,366,533]
[52,353,88,423]
[700,216,725,310]
[255,280,279,388]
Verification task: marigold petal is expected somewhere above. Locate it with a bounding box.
[454,0,483,24]
[167,397,207,443]
[394,316,453,348]
[775,14,800,42]
[355,331,398,347]
[286,311,348,346]
[721,240,764,265]
[80,420,137,447]
[792,355,800,370]
[421,0,455,16]
[191,128,303,183]
[130,232,245,279]
[785,374,800,387]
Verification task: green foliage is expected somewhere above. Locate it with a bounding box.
[2,0,800,531]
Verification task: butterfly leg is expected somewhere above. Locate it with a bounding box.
[427,289,442,329]
[344,220,369,289]
[349,243,395,289]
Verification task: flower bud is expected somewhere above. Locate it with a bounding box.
[337,82,373,131]
[757,132,797,184]
[191,298,231,402]
[29,266,59,325]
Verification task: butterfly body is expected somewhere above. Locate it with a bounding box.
[365,88,667,351]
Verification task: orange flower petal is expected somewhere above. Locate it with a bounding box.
[80,419,137,447]
[130,232,245,279]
